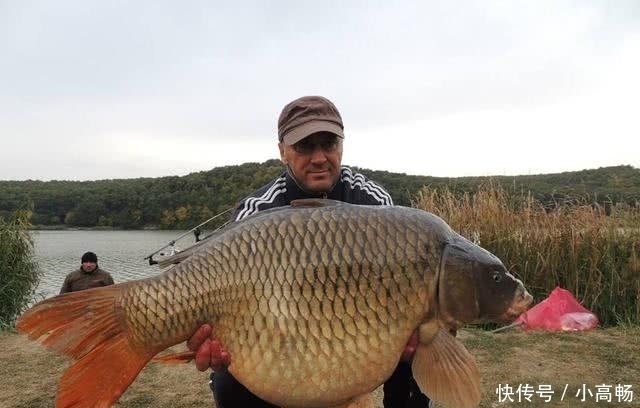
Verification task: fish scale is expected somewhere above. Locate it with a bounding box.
[112,203,431,405]
[17,199,532,408]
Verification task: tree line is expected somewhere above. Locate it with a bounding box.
[1,161,638,230]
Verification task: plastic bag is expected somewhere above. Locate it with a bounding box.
[515,286,599,331]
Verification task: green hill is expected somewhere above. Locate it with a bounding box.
[1,161,638,229]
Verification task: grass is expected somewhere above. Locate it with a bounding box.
[2,327,638,407]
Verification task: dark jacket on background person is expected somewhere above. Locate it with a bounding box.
[59,267,114,294]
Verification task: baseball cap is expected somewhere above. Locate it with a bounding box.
[81,251,98,263]
[277,96,344,145]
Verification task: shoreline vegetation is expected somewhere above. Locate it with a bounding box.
[0,210,40,330]
[2,162,639,230]
[29,225,165,231]
[415,182,639,327]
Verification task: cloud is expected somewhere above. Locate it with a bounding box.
[0,1,638,180]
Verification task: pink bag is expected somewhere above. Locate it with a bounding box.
[515,286,599,331]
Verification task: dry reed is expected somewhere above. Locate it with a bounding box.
[413,181,640,326]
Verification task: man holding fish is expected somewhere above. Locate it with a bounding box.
[187,95,433,407]
[17,95,533,408]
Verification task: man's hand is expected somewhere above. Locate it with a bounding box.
[400,330,419,362]
[186,325,423,370]
[187,324,231,372]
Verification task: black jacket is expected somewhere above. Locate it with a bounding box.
[232,166,393,222]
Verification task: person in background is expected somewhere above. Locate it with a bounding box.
[59,251,114,294]
[186,95,432,408]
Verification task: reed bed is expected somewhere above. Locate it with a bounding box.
[0,210,41,327]
[413,182,640,326]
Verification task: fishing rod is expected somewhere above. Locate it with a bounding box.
[144,207,233,265]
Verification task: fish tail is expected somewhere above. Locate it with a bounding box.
[17,285,156,408]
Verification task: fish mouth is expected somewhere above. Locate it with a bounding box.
[501,288,534,321]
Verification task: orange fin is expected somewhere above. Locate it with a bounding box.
[17,285,157,408]
[412,328,481,408]
[154,350,196,364]
[56,330,153,408]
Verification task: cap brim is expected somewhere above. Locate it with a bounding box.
[282,121,344,145]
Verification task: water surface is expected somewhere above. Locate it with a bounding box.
[32,230,193,299]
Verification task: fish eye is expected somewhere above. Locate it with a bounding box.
[492,272,503,283]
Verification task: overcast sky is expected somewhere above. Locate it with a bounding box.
[1,1,638,181]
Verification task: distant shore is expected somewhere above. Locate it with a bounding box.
[30,225,164,231]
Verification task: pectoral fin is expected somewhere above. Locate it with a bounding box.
[411,328,481,408]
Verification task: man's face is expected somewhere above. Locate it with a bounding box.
[81,261,97,273]
[279,131,343,193]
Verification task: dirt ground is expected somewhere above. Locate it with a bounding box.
[0,327,638,408]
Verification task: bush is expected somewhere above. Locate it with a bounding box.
[0,210,41,328]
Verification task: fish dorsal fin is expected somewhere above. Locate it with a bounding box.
[290,198,344,208]
[412,327,481,408]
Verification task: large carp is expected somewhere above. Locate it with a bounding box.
[17,199,532,408]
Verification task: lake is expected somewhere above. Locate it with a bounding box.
[31,230,197,299]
